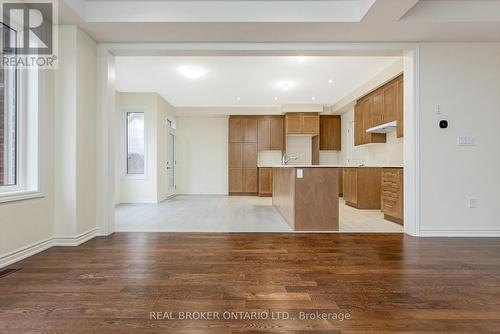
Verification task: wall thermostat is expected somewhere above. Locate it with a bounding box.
[439,120,448,129]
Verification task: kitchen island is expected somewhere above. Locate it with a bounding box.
[272,166,340,231]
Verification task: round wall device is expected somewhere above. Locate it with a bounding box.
[439,120,448,129]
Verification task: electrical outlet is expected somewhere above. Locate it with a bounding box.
[468,197,477,209]
[296,169,304,179]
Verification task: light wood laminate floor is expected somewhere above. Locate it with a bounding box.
[116,195,403,233]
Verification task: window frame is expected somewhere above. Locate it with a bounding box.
[121,107,147,179]
[0,23,43,203]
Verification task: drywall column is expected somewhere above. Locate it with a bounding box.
[54,26,98,237]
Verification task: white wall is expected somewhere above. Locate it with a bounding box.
[286,136,313,165]
[0,70,55,264]
[176,116,228,195]
[116,92,176,203]
[418,43,500,235]
[54,26,98,237]
[117,92,159,203]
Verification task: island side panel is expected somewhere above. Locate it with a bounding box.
[294,168,339,231]
[272,167,295,229]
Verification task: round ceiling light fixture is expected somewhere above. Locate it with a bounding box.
[179,65,206,80]
[277,80,293,92]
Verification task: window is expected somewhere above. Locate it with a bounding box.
[127,112,145,175]
[1,24,18,188]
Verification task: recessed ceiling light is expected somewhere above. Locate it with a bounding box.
[296,56,305,63]
[311,96,317,101]
[236,96,241,101]
[277,81,293,92]
[328,79,333,84]
[179,65,206,80]
[274,97,278,101]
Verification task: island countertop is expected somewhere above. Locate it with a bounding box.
[267,165,403,168]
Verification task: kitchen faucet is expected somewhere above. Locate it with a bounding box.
[282,153,298,165]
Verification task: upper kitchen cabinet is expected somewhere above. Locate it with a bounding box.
[270,117,284,150]
[319,115,341,151]
[229,117,243,143]
[354,73,403,146]
[243,118,258,143]
[355,97,386,146]
[285,113,319,136]
[396,75,404,138]
[258,116,284,151]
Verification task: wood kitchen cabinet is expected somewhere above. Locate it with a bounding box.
[258,116,284,151]
[319,115,341,151]
[258,167,273,197]
[285,113,319,136]
[243,118,258,143]
[229,117,243,143]
[396,75,404,138]
[355,98,386,146]
[354,74,403,146]
[343,167,382,209]
[381,168,404,224]
[228,116,259,195]
[270,117,284,150]
[243,168,258,193]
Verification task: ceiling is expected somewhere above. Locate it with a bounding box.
[115,55,401,107]
[60,0,500,42]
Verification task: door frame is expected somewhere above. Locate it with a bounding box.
[166,131,176,197]
[97,42,420,236]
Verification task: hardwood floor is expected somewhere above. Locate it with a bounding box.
[1,233,500,333]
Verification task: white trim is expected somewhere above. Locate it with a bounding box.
[419,229,500,237]
[0,228,100,269]
[0,190,44,204]
[52,228,100,246]
[97,42,420,237]
[121,106,147,178]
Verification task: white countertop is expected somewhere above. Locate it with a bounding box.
[259,165,403,168]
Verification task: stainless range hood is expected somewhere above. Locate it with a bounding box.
[366,120,397,134]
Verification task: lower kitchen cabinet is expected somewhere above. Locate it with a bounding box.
[381,168,404,224]
[343,167,382,209]
[243,168,258,193]
[258,168,273,197]
[229,168,243,193]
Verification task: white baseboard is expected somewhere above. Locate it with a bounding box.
[52,228,100,246]
[419,228,500,237]
[0,227,100,269]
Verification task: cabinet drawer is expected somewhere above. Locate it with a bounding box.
[382,180,400,189]
[382,189,398,200]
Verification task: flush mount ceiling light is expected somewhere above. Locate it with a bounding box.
[277,80,293,92]
[179,65,206,80]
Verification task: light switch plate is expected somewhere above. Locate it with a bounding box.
[468,197,477,209]
[297,169,304,179]
[457,136,476,146]
[458,136,476,146]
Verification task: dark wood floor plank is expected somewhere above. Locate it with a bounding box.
[1,233,500,332]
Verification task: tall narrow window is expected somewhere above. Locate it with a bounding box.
[0,24,17,188]
[127,112,145,175]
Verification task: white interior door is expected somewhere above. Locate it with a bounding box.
[166,132,176,196]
